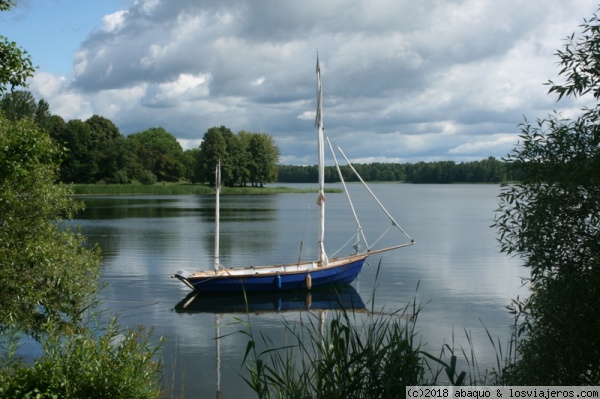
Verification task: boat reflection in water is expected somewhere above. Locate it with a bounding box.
[174,284,364,314]
[173,284,364,398]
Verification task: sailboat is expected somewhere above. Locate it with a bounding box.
[173,56,415,294]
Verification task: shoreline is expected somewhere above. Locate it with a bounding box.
[71,183,343,196]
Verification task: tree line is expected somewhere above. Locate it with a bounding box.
[0,90,281,186]
[1,89,517,186]
[279,157,518,184]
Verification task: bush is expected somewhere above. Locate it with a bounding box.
[0,115,102,333]
[499,269,600,385]
[138,170,157,185]
[110,169,130,184]
[0,317,164,399]
[494,7,600,384]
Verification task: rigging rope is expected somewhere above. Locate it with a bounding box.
[327,135,414,243]
[322,130,415,256]
[325,132,369,249]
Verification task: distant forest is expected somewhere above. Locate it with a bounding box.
[1,90,517,186]
[279,157,518,184]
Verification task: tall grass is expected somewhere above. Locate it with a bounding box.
[237,298,439,399]
[232,277,514,398]
[72,183,341,196]
[235,295,468,399]
[72,183,213,195]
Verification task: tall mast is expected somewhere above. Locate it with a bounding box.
[214,160,221,273]
[315,55,328,266]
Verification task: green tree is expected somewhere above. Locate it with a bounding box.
[0,4,163,397]
[197,127,280,187]
[0,89,36,120]
[198,126,228,185]
[34,98,51,129]
[221,126,242,186]
[86,114,121,142]
[235,130,253,186]
[0,2,35,95]
[278,164,317,183]
[183,147,202,183]
[247,132,280,187]
[127,127,186,182]
[495,9,600,385]
[0,114,101,332]
[59,119,98,183]
[85,115,129,183]
[44,114,67,145]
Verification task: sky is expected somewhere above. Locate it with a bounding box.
[1,0,598,165]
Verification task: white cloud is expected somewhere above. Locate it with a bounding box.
[29,72,69,99]
[251,76,265,86]
[449,135,518,156]
[22,0,600,164]
[297,111,315,121]
[102,10,128,33]
[134,0,161,15]
[141,73,211,107]
[177,138,203,151]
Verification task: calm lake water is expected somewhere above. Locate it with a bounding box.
[72,183,524,398]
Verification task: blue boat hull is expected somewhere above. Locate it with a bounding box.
[174,285,365,313]
[176,256,366,294]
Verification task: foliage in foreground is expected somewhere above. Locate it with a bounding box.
[0,113,165,398]
[0,0,35,96]
[0,114,102,333]
[0,317,164,399]
[495,115,600,385]
[494,7,600,385]
[237,290,485,399]
[0,3,165,397]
